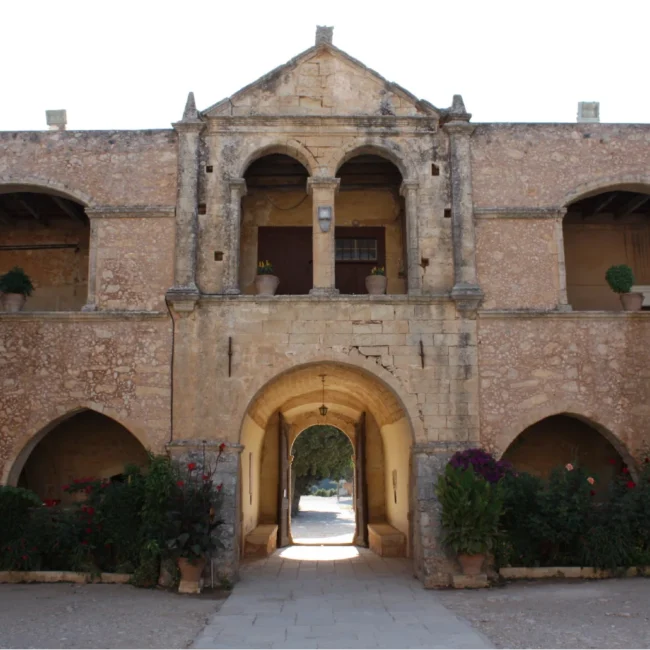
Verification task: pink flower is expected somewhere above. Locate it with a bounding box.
[187,462,197,471]
[219,443,226,452]
[587,477,595,485]
[217,483,223,492]
[202,474,209,482]
[176,480,184,487]
[627,481,636,489]
[565,463,574,471]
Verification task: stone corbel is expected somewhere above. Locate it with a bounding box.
[165,286,200,314]
[450,283,484,317]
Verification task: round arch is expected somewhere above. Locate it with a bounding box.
[495,402,635,470]
[0,174,96,207]
[4,404,153,487]
[563,174,650,207]
[332,141,414,180]
[237,141,318,178]
[237,355,419,443]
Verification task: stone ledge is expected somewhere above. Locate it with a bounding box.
[499,566,650,580]
[200,293,453,305]
[479,309,650,320]
[0,571,131,584]
[452,573,489,589]
[0,311,169,322]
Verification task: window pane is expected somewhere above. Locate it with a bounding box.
[335,238,377,261]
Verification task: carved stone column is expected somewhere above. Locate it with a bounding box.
[223,178,247,295]
[400,180,421,295]
[444,95,483,314]
[554,208,571,310]
[308,177,340,295]
[167,93,204,308]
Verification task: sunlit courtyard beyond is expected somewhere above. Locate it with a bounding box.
[291,494,355,545]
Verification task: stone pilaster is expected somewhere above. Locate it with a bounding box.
[308,177,340,295]
[167,440,244,585]
[168,93,204,306]
[554,208,571,310]
[444,96,483,314]
[400,180,421,295]
[411,442,460,588]
[81,217,99,311]
[222,178,247,295]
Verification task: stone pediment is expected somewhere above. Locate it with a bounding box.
[202,43,440,119]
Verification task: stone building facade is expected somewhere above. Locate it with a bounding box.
[1,27,649,587]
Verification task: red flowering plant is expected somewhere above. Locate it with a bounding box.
[165,445,226,564]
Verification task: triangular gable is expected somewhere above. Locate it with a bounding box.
[203,43,440,118]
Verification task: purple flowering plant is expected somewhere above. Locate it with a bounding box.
[448,448,512,484]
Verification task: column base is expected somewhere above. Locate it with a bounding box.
[451,283,484,315]
[309,287,340,297]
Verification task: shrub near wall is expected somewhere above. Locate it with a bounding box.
[497,461,650,570]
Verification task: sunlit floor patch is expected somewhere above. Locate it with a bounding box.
[290,494,355,545]
[278,545,360,561]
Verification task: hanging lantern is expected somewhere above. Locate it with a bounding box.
[319,374,328,417]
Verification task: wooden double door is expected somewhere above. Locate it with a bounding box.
[276,412,369,548]
[257,226,385,296]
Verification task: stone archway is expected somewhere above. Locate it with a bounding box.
[238,360,413,565]
[8,408,149,502]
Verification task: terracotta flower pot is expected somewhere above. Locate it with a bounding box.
[177,557,206,594]
[1,293,26,312]
[620,292,644,311]
[255,274,279,296]
[457,553,485,576]
[365,275,387,295]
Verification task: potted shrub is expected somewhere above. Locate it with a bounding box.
[255,260,279,296]
[366,266,387,295]
[0,266,34,312]
[436,463,503,576]
[605,264,643,311]
[166,458,224,594]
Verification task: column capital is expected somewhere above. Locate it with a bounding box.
[443,120,476,136]
[451,283,484,316]
[228,177,247,196]
[399,179,419,197]
[307,177,340,194]
[172,120,205,133]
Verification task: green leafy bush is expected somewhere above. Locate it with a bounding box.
[605,264,635,293]
[0,486,41,552]
[0,267,34,296]
[436,464,503,555]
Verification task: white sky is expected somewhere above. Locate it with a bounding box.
[2,0,649,131]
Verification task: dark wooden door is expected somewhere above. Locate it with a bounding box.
[277,413,290,548]
[335,227,386,295]
[258,227,312,295]
[354,412,369,547]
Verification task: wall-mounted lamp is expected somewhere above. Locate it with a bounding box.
[317,206,332,233]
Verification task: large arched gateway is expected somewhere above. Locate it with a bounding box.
[238,361,413,563]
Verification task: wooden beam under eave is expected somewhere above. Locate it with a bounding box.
[51,195,86,223]
[614,194,650,220]
[16,198,49,227]
[592,192,618,215]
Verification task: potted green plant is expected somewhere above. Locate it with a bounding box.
[435,464,503,576]
[366,266,386,295]
[165,457,224,594]
[0,266,34,312]
[255,260,279,296]
[605,264,643,311]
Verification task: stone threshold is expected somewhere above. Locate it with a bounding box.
[0,570,131,584]
[200,292,452,304]
[0,311,169,322]
[480,309,650,319]
[499,566,650,580]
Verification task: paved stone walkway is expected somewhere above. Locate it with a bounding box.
[192,546,491,649]
[291,495,355,545]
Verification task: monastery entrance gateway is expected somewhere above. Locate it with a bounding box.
[239,362,412,562]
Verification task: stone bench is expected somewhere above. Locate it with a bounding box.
[368,523,406,558]
[244,524,278,558]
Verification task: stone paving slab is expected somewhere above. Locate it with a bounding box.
[192,546,492,649]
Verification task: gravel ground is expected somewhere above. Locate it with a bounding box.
[437,577,650,649]
[0,583,226,649]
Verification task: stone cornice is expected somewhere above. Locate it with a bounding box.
[478,309,650,319]
[172,120,206,133]
[0,311,169,322]
[399,180,419,196]
[228,177,248,196]
[443,120,476,136]
[86,206,176,219]
[474,207,567,220]
[205,115,438,135]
